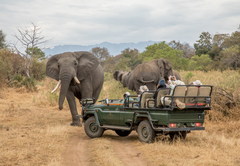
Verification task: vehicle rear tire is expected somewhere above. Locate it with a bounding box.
[115,130,132,137]
[84,116,104,138]
[137,120,155,143]
[169,131,187,140]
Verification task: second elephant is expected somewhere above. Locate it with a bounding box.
[173,70,181,80]
[113,58,173,94]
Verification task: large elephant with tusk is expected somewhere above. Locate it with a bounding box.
[46,51,104,126]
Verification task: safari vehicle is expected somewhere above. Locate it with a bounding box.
[80,85,213,143]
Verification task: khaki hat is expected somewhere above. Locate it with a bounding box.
[175,99,185,109]
[193,80,202,85]
[125,92,130,96]
[139,85,149,93]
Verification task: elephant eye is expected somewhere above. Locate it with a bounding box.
[74,61,78,66]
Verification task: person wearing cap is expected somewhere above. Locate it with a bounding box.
[153,79,167,99]
[122,91,134,102]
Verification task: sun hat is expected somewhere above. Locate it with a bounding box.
[139,85,149,93]
[192,80,202,85]
[125,92,130,96]
[174,80,185,85]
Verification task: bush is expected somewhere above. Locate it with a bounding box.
[183,72,194,84]
[11,74,37,92]
[30,59,46,80]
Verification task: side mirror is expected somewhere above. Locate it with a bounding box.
[105,98,109,106]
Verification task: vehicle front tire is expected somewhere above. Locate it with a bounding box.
[84,116,104,138]
[115,130,132,137]
[137,120,155,143]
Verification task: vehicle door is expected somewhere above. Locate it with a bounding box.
[99,99,123,125]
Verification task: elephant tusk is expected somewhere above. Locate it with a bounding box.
[74,76,80,84]
[51,80,61,93]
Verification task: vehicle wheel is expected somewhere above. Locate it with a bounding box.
[169,131,187,140]
[115,130,132,137]
[137,120,155,143]
[84,116,104,138]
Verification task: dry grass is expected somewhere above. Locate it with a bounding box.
[0,71,240,166]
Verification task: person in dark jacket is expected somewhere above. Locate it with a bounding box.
[153,79,167,99]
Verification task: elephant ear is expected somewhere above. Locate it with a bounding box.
[46,54,62,81]
[157,59,172,77]
[163,59,172,70]
[74,51,99,81]
[157,58,164,75]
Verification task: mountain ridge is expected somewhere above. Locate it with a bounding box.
[43,41,162,56]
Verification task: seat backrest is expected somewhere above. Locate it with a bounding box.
[156,88,170,107]
[140,92,154,108]
[197,86,211,104]
[185,86,198,103]
[172,86,186,103]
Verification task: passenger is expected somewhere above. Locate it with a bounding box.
[153,79,167,99]
[160,76,185,108]
[138,85,149,101]
[167,75,185,95]
[123,92,135,101]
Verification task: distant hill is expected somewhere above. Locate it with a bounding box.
[43,41,162,56]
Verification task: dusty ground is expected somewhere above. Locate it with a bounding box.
[0,85,152,166]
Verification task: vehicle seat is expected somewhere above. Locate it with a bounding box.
[155,88,171,107]
[197,86,211,105]
[185,86,198,105]
[140,92,154,108]
[172,86,186,103]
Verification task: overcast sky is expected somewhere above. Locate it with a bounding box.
[1,0,240,48]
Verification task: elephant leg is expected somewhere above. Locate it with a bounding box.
[66,90,82,127]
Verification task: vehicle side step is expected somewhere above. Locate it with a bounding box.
[100,125,131,131]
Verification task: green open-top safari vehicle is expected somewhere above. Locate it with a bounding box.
[80,85,213,143]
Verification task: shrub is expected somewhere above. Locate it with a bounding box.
[11,74,37,92]
[183,72,194,84]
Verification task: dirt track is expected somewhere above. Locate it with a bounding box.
[63,128,151,166]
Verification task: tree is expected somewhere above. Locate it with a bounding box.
[12,23,48,77]
[194,32,212,56]
[188,54,212,71]
[0,48,24,83]
[90,47,110,67]
[221,45,240,70]
[0,30,6,49]
[26,47,46,61]
[120,48,141,69]
[169,40,195,59]
[140,42,189,70]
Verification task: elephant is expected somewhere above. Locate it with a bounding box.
[113,58,173,94]
[46,51,104,126]
[113,70,126,82]
[173,70,181,80]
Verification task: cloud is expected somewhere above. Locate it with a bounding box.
[1,0,240,47]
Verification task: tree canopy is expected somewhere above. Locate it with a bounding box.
[139,42,189,70]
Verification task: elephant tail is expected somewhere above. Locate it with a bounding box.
[139,77,155,83]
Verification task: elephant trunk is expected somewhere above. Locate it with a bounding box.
[58,73,72,110]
